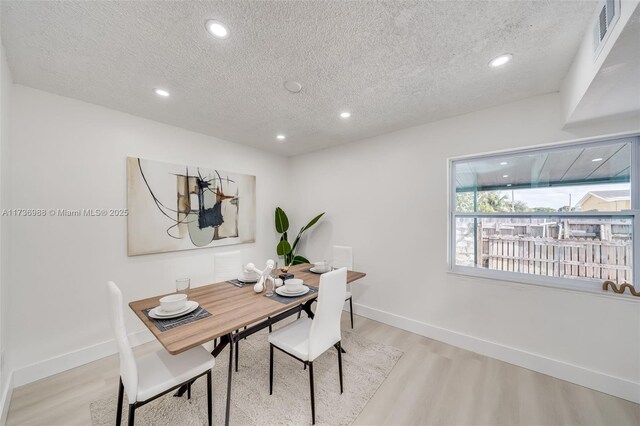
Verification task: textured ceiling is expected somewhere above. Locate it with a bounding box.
[1,1,597,156]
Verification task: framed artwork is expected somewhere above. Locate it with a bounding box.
[127,157,256,256]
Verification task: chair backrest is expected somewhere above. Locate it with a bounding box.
[332,245,353,269]
[214,250,243,282]
[308,268,347,361]
[107,281,138,404]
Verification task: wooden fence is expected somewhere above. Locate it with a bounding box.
[481,236,633,283]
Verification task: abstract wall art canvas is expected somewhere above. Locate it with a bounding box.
[127,157,256,256]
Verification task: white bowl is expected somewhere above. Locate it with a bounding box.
[284,278,304,292]
[242,270,259,281]
[159,294,187,313]
[313,262,330,273]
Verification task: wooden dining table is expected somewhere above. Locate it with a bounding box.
[129,263,366,425]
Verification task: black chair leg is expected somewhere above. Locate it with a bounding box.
[116,378,124,425]
[308,362,315,425]
[297,305,301,319]
[187,382,191,400]
[337,341,344,394]
[269,344,274,395]
[127,404,135,426]
[349,297,354,328]
[207,370,213,426]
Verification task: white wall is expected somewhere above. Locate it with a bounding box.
[0,31,14,421]
[561,0,640,122]
[7,85,289,385]
[288,92,640,402]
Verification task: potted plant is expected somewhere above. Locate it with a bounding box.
[275,207,325,271]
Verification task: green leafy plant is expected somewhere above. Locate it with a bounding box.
[275,207,325,268]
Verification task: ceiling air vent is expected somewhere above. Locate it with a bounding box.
[592,0,621,61]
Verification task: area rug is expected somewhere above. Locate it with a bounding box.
[90,330,403,425]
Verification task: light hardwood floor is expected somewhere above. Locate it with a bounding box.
[6,313,639,425]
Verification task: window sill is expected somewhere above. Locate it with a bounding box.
[447,267,640,303]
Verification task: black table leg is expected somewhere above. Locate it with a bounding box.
[225,333,234,426]
[302,299,315,319]
[212,335,230,357]
[234,340,239,372]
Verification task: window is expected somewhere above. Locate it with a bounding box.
[449,136,639,295]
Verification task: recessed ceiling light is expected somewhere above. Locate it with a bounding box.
[592,158,603,162]
[500,162,508,165]
[489,54,512,68]
[276,134,286,141]
[340,111,351,119]
[503,174,509,178]
[153,88,170,97]
[205,20,229,39]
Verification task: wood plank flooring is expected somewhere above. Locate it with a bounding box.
[6,313,639,425]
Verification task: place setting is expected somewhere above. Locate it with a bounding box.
[226,267,260,287]
[143,278,212,332]
[304,260,333,274]
[269,277,317,304]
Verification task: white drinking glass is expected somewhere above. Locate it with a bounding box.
[176,278,191,300]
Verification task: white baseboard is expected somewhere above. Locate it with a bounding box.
[0,371,13,426]
[352,302,640,404]
[12,329,154,388]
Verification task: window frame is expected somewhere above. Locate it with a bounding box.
[447,133,640,299]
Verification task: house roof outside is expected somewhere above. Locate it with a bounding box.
[455,139,633,193]
[575,189,631,208]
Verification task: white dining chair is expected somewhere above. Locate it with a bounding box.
[332,245,355,328]
[268,268,347,425]
[213,250,243,282]
[107,281,215,426]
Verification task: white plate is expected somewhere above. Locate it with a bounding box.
[281,287,306,295]
[149,301,199,319]
[310,267,331,274]
[276,285,310,297]
[238,277,258,283]
[150,301,194,318]
[154,304,191,317]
